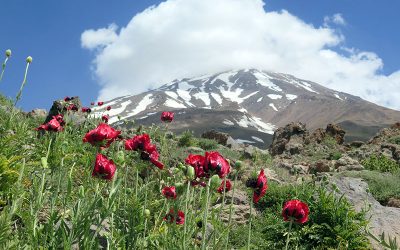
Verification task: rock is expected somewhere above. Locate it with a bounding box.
[331,177,400,249]
[45,96,83,123]
[325,123,345,144]
[201,130,229,145]
[27,108,47,118]
[335,155,360,167]
[350,141,365,148]
[336,164,364,172]
[226,136,242,151]
[311,160,331,173]
[270,122,308,156]
[213,190,257,225]
[196,223,214,242]
[387,198,400,208]
[292,164,309,174]
[309,128,326,144]
[285,142,303,155]
[390,122,400,129]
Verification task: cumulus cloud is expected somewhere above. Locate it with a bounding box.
[81,0,400,110]
[324,13,346,26]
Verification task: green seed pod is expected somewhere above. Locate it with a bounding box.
[5,49,11,57]
[177,162,186,170]
[186,166,195,179]
[234,160,242,169]
[144,209,151,218]
[41,157,48,169]
[175,182,185,194]
[26,56,33,63]
[210,174,220,188]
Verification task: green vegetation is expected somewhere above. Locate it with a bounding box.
[388,136,400,145]
[361,154,400,173]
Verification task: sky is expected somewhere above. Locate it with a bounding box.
[0,0,399,111]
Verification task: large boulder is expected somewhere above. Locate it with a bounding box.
[27,108,47,118]
[201,130,230,146]
[325,123,346,144]
[45,96,83,123]
[270,122,308,156]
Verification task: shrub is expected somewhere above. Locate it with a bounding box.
[361,154,400,173]
[388,136,400,145]
[196,138,219,150]
[178,130,195,147]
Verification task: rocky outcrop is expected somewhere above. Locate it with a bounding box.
[332,177,400,249]
[270,122,308,156]
[45,96,82,123]
[325,123,346,144]
[27,108,47,118]
[201,130,230,146]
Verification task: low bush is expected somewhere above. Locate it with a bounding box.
[361,154,400,173]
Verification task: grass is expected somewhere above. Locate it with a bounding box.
[0,93,375,249]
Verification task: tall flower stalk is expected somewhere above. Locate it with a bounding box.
[0,49,11,82]
[14,56,33,106]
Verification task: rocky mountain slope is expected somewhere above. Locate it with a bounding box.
[92,69,400,148]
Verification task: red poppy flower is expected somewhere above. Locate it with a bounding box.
[204,151,231,178]
[92,153,116,180]
[102,115,109,123]
[164,209,185,225]
[64,96,72,102]
[125,134,151,151]
[35,117,63,132]
[162,186,177,199]
[190,181,207,187]
[83,123,121,148]
[98,101,104,106]
[66,104,78,111]
[282,200,309,224]
[91,102,95,106]
[185,154,206,178]
[53,114,66,126]
[217,179,232,193]
[82,107,91,113]
[253,169,267,204]
[106,106,111,111]
[161,111,174,123]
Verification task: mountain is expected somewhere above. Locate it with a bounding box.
[92,69,400,148]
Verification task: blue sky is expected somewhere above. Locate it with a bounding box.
[0,0,399,111]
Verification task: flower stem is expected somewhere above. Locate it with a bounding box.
[247,200,253,250]
[201,178,212,250]
[0,57,9,82]
[14,62,31,106]
[285,220,293,250]
[183,181,191,249]
[225,173,237,249]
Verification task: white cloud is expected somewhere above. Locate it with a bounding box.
[82,0,400,110]
[81,23,118,50]
[324,13,346,26]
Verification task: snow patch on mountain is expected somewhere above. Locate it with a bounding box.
[119,94,154,121]
[286,94,297,100]
[251,136,264,143]
[211,93,223,105]
[235,115,275,134]
[165,98,186,108]
[253,71,282,92]
[194,92,211,106]
[267,94,282,100]
[223,119,234,126]
[269,103,278,111]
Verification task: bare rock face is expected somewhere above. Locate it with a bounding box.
[332,177,400,249]
[270,122,308,156]
[387,198,400,208]
[45,96,82,123]
[201,130,229,145]
[27,108,47,118]
[325,123,346,144]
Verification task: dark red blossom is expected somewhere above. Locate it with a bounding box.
[217,179,232,193]
[91,102,95,106]
[253,169,267,204]
[282,200,309,224]
[106,106,111,111]
[162,186,177,199]
[82,107,92,113]
[83,123,121,148]
[190,181,207,187]
[35,117,63,132]
[161,111,174,123]
[102,115,109,123]
[98,101,104,106]
[125,134,164,169]
[185,154,206,178]
[66,104,78,111]
[164,209,185,225]
[92,153,116,180]
[52,114,66,126]
[204,151,230,178]
[64,96,73,102]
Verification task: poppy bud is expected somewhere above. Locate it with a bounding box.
[175,182,185,194]
[144,209,151,218]
[177,162,186,170]
[5,49,11,57]
[26,56,33,63]
[41,157,48,169]
[210,174,220,188]
[186,166,195,179]
[234,160,242,169]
